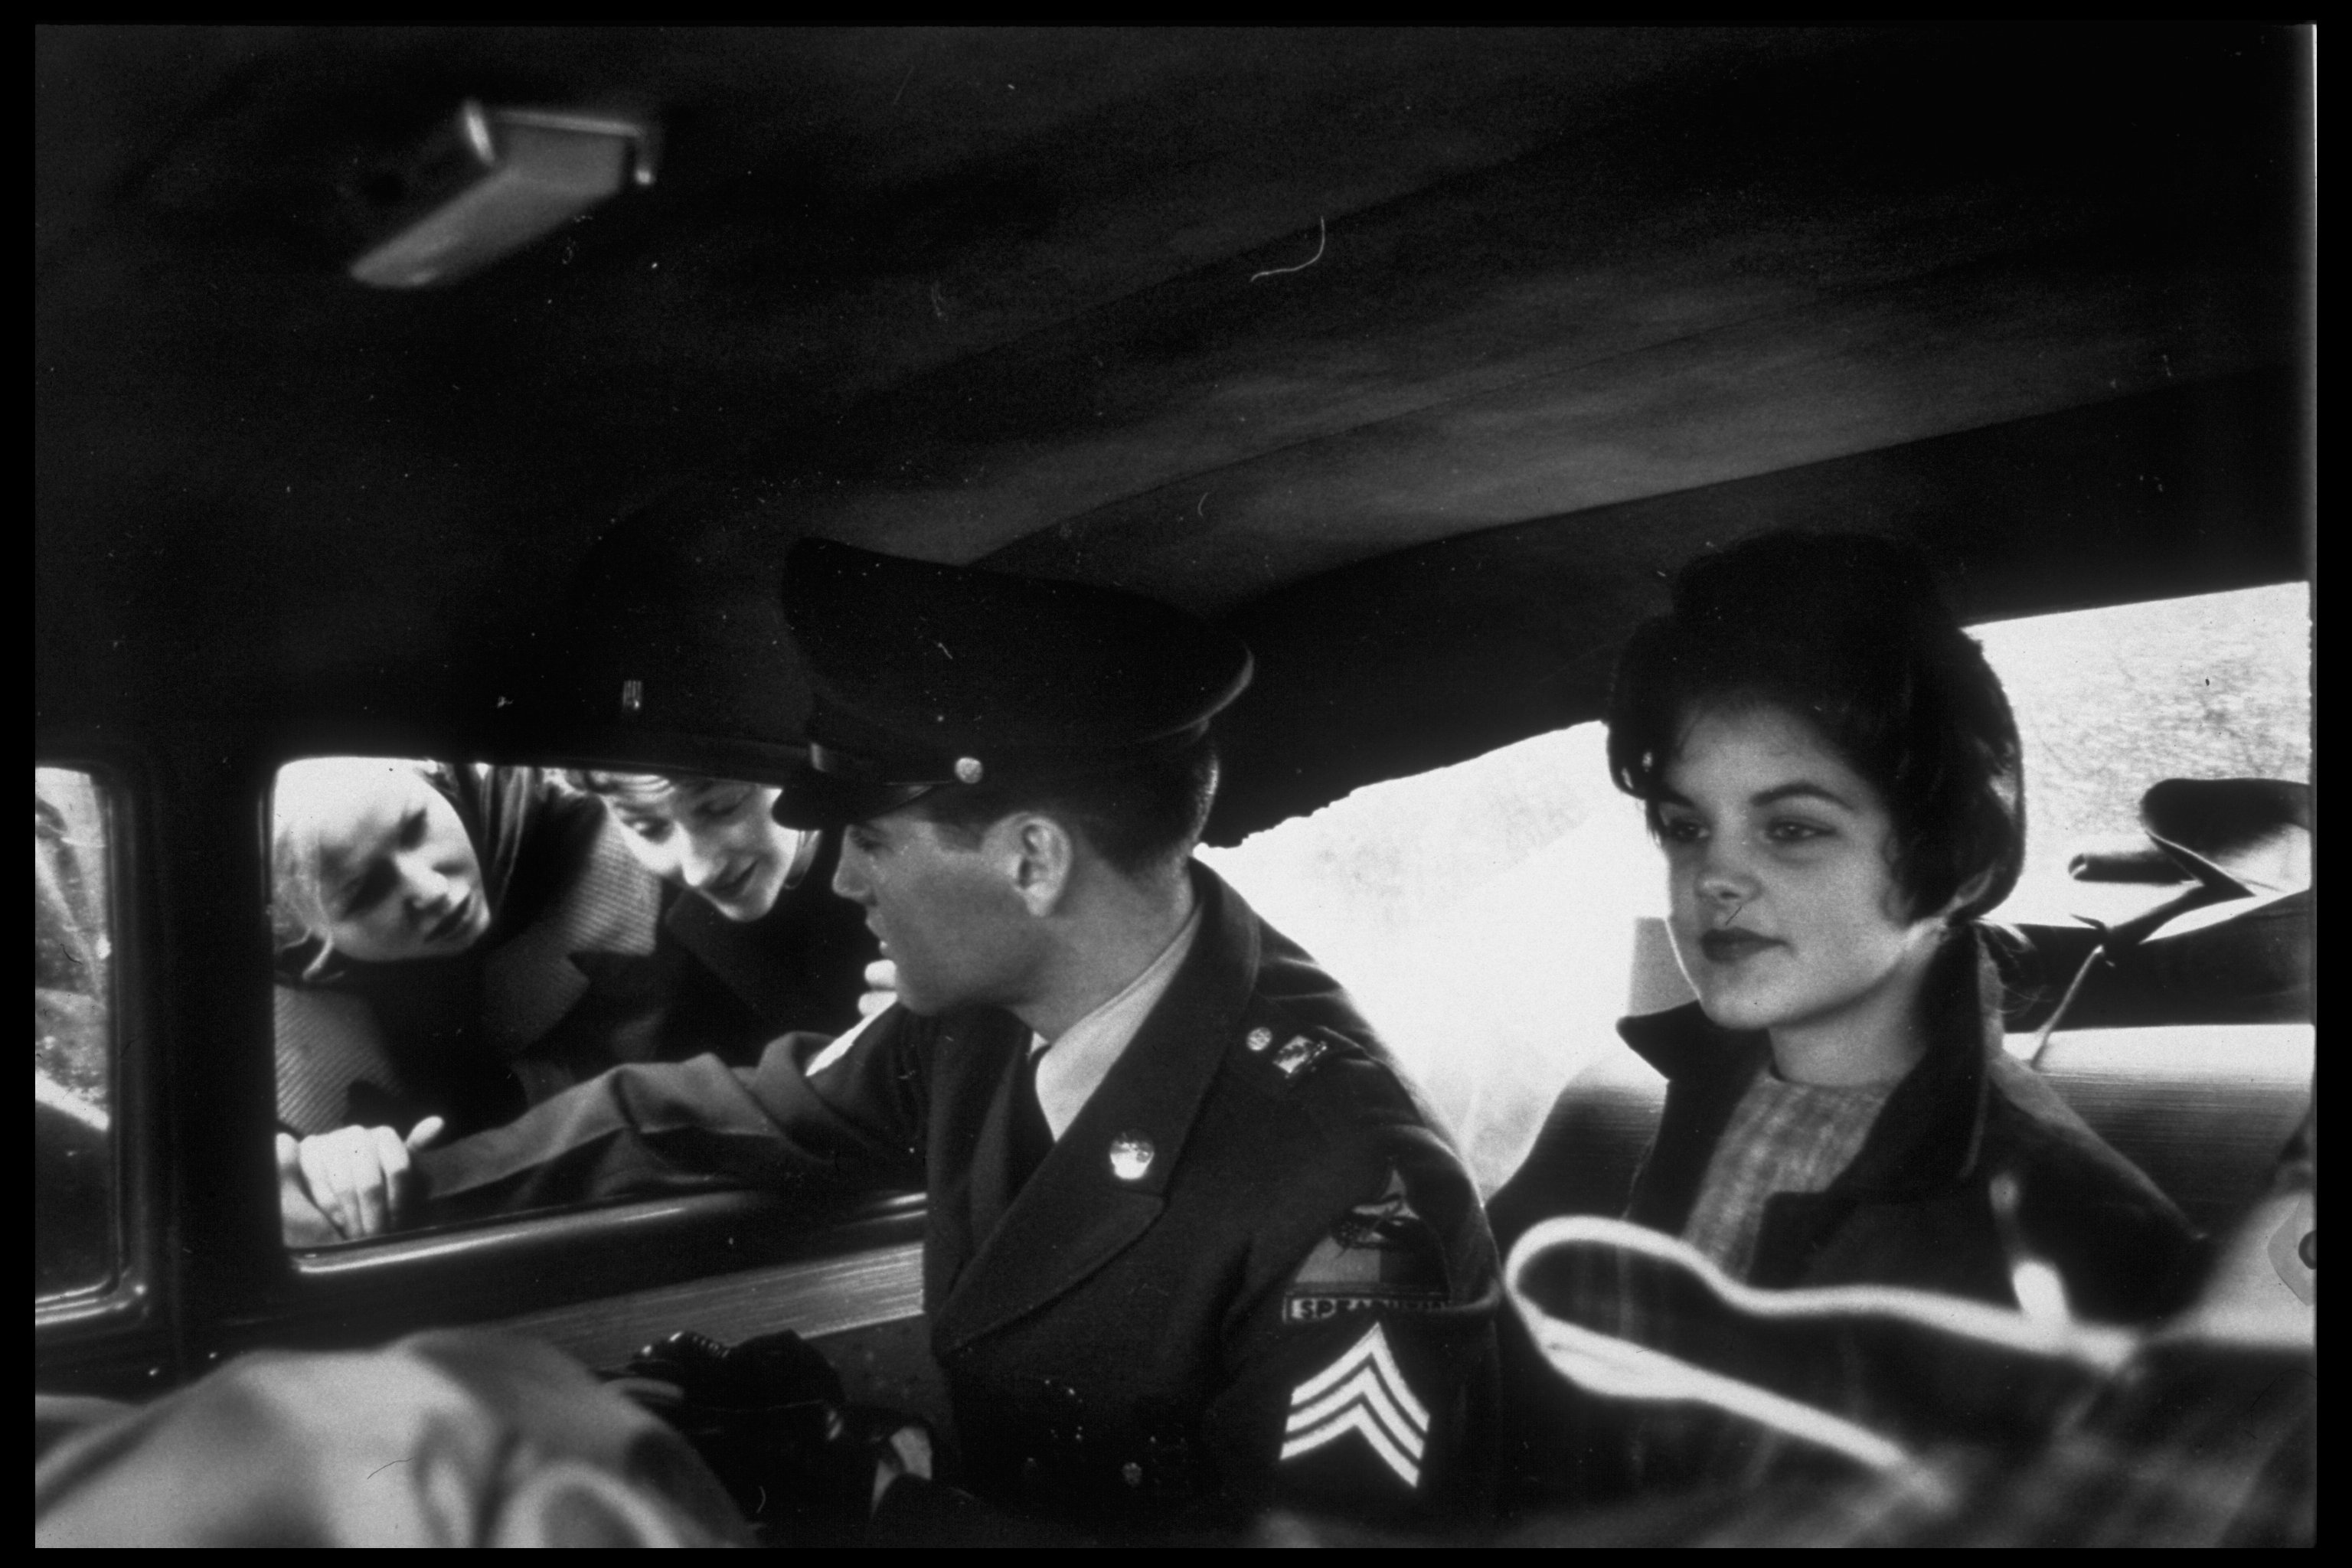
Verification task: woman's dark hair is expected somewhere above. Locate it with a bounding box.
[914,736,1220,880]
[1606,531,2024,923]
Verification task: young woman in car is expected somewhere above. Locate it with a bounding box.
[1601,531,2197,1324]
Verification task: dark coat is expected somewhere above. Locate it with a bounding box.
[415,865,1501,1536]
[548,831,876,1078]
[1619,926,2200,1324]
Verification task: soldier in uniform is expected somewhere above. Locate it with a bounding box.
[285,539,1500,1539]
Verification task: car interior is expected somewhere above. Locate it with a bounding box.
[36,24,2311,1540]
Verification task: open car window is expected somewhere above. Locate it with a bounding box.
[270,756,889,1247]
[36,767,119,1300]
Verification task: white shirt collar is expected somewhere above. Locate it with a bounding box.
[1031,898,1204,1138]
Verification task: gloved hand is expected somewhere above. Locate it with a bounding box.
[616,1330,930,1543]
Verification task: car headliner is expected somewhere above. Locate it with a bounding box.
[34,26,2311,838]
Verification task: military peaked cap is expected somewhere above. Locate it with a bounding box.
[503,528,816,786]
[773,539,1253,828]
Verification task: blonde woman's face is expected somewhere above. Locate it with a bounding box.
[307,769,491,962]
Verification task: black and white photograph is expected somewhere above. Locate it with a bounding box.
[36,25,2312,1547]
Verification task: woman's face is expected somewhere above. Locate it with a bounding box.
[1655,703,1945,1054]
[309,769,492,962]
[603,778,805,923]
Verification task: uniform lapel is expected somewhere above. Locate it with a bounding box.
[933,867,1258,1354]
[920,1014,1030,1313]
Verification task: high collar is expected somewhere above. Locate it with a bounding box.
[1618,927,1996,1200]
[1030,893,1207,1137]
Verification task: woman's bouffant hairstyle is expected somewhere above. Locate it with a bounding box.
[1606,531,2025,923]
[564,769,714,802]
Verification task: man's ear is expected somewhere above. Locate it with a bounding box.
[1005,815,1076,916]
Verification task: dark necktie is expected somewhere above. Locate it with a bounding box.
[1006,1042,1056,1196]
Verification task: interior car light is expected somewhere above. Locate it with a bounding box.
[348,102,658,289]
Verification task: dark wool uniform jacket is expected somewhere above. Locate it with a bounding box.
[1618,926,2200,1325]
[415,865,1500,1537]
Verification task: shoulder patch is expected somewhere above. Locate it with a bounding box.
[1282,1166,1452,1325]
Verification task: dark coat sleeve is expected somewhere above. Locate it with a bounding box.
[413,1008,933,1226]
[1200,1110,1500,1528]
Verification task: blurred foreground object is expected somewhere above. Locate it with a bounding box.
[619,1327,933,1544]
[34,1330,750,1547]
[349,102,657,289]
[1490,1108,2315,1547]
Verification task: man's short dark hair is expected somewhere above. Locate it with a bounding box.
[1605,531,2024,923]
[912,736,1220,880]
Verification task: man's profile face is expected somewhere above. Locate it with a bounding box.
[832,805,1039,1016]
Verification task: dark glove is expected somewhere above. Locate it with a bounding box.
[617,1329,928,1543]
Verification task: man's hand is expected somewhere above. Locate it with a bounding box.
[856,959,899,1019]
[276,1116,445,1246]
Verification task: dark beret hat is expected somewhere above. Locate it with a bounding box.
[773,539,1253,828]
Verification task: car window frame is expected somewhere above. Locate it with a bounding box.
[34,746,165,1363]
[246,742,930,1362]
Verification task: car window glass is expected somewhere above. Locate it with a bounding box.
[36,767,118,1300]
[1202,582,2311,1196]
[271,758,883,1246]
[1973,583,2310,924]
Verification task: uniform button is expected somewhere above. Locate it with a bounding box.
[1109,1133,1155,1181]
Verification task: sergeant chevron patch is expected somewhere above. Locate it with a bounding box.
[1279,1322,1429,1488]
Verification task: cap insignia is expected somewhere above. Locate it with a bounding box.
[1246,1026,1273,1053]
[955,756,985,784]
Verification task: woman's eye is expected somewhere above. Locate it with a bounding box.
[1766,819,1829,844]
[397,808,427,850]
[697,792,750,822]
[342,862,396,915]
[1659,817,1705,844]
